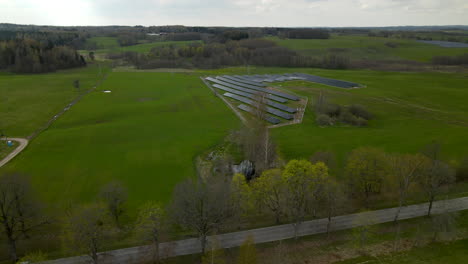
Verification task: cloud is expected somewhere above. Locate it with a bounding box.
[0,0,467,26]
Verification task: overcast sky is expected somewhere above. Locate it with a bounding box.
[1,0,467,27]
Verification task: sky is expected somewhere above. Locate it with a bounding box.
[1,0,467,27]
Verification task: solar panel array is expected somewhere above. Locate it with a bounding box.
[215,76,300,101]
[237,104,280,124]
[237,73,361,89]
[206,77,287,103]
[224,93,294,120]
[221,75,266,87]
[214,84,296,113]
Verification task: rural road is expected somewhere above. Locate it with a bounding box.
[0,138,28,168]
[40,196,468,264]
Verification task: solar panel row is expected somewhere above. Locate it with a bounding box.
[206,77,287,103]
[237,104,281,125]
[235,73,361,89]
[215,76,300,101]
[221,75,266,87]
[223,93,294,120]
[213,84,296,113]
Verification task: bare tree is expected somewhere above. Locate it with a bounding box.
[63,204,110,264]
[419,160,456,216]
[170,178,231,254]
[135,202,166,264]
[390,153,429,222]
[240,92,276,175]
[100,181,127,227]
[318,178,344,238]
[0,173,46,263]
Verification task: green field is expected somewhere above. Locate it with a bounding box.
[271,69,468,169]
[84,37,201,54]
[2,65,468,212]
[0,66,104,137]
[269,35,468,62]
[86,37,120,49]
[338,238,468,264]
[1,71,239,210]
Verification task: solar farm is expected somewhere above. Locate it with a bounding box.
[203,73,362,126]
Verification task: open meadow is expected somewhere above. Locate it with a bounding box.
[1,70,239,212]
[270,35,468,62]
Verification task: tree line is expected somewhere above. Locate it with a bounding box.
[114,39,350,70]
[2,140,467,263]
[0,38,86,73]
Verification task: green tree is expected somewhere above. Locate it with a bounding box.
[345,147,389,208]
[251,169,286,224]
[230,173,253,229]
[283,160,328,238]
[134,202,165,264]
[237,236,257,264]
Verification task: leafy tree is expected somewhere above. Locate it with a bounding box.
[230,173,253,229]
[283,160,328,238]
[345,147,389,208]
[237,236,257,264]
[100,181,127,227]
[134,202,166,264]
[251,169,286,224]
[0,173,46,263]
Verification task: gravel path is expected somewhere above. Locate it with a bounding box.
[0,138,28,168]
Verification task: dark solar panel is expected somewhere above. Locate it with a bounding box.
[237,104,281,124]
[206,77,288,103]
[213,84,296,113]
[295,73,360,89]
[215,76,300,101]
[223,93,294,120]
[221,75,266,87]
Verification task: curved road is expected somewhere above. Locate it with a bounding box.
[0,138,28,168]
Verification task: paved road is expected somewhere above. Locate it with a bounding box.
[0,138,28,168]
[40,196,468,264]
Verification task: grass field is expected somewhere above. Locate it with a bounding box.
[0,140,17,161]
[0,65,105,137]
[269,35,468,62]
[83,37,201,54]
[1,71,239,211]
[201,66,468,172]
[338,238,468,264]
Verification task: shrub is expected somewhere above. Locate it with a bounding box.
[320,103,341,117]
[316,114,334,126]
[349,104,373,120]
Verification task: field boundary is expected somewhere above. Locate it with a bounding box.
[27,73,108,141]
